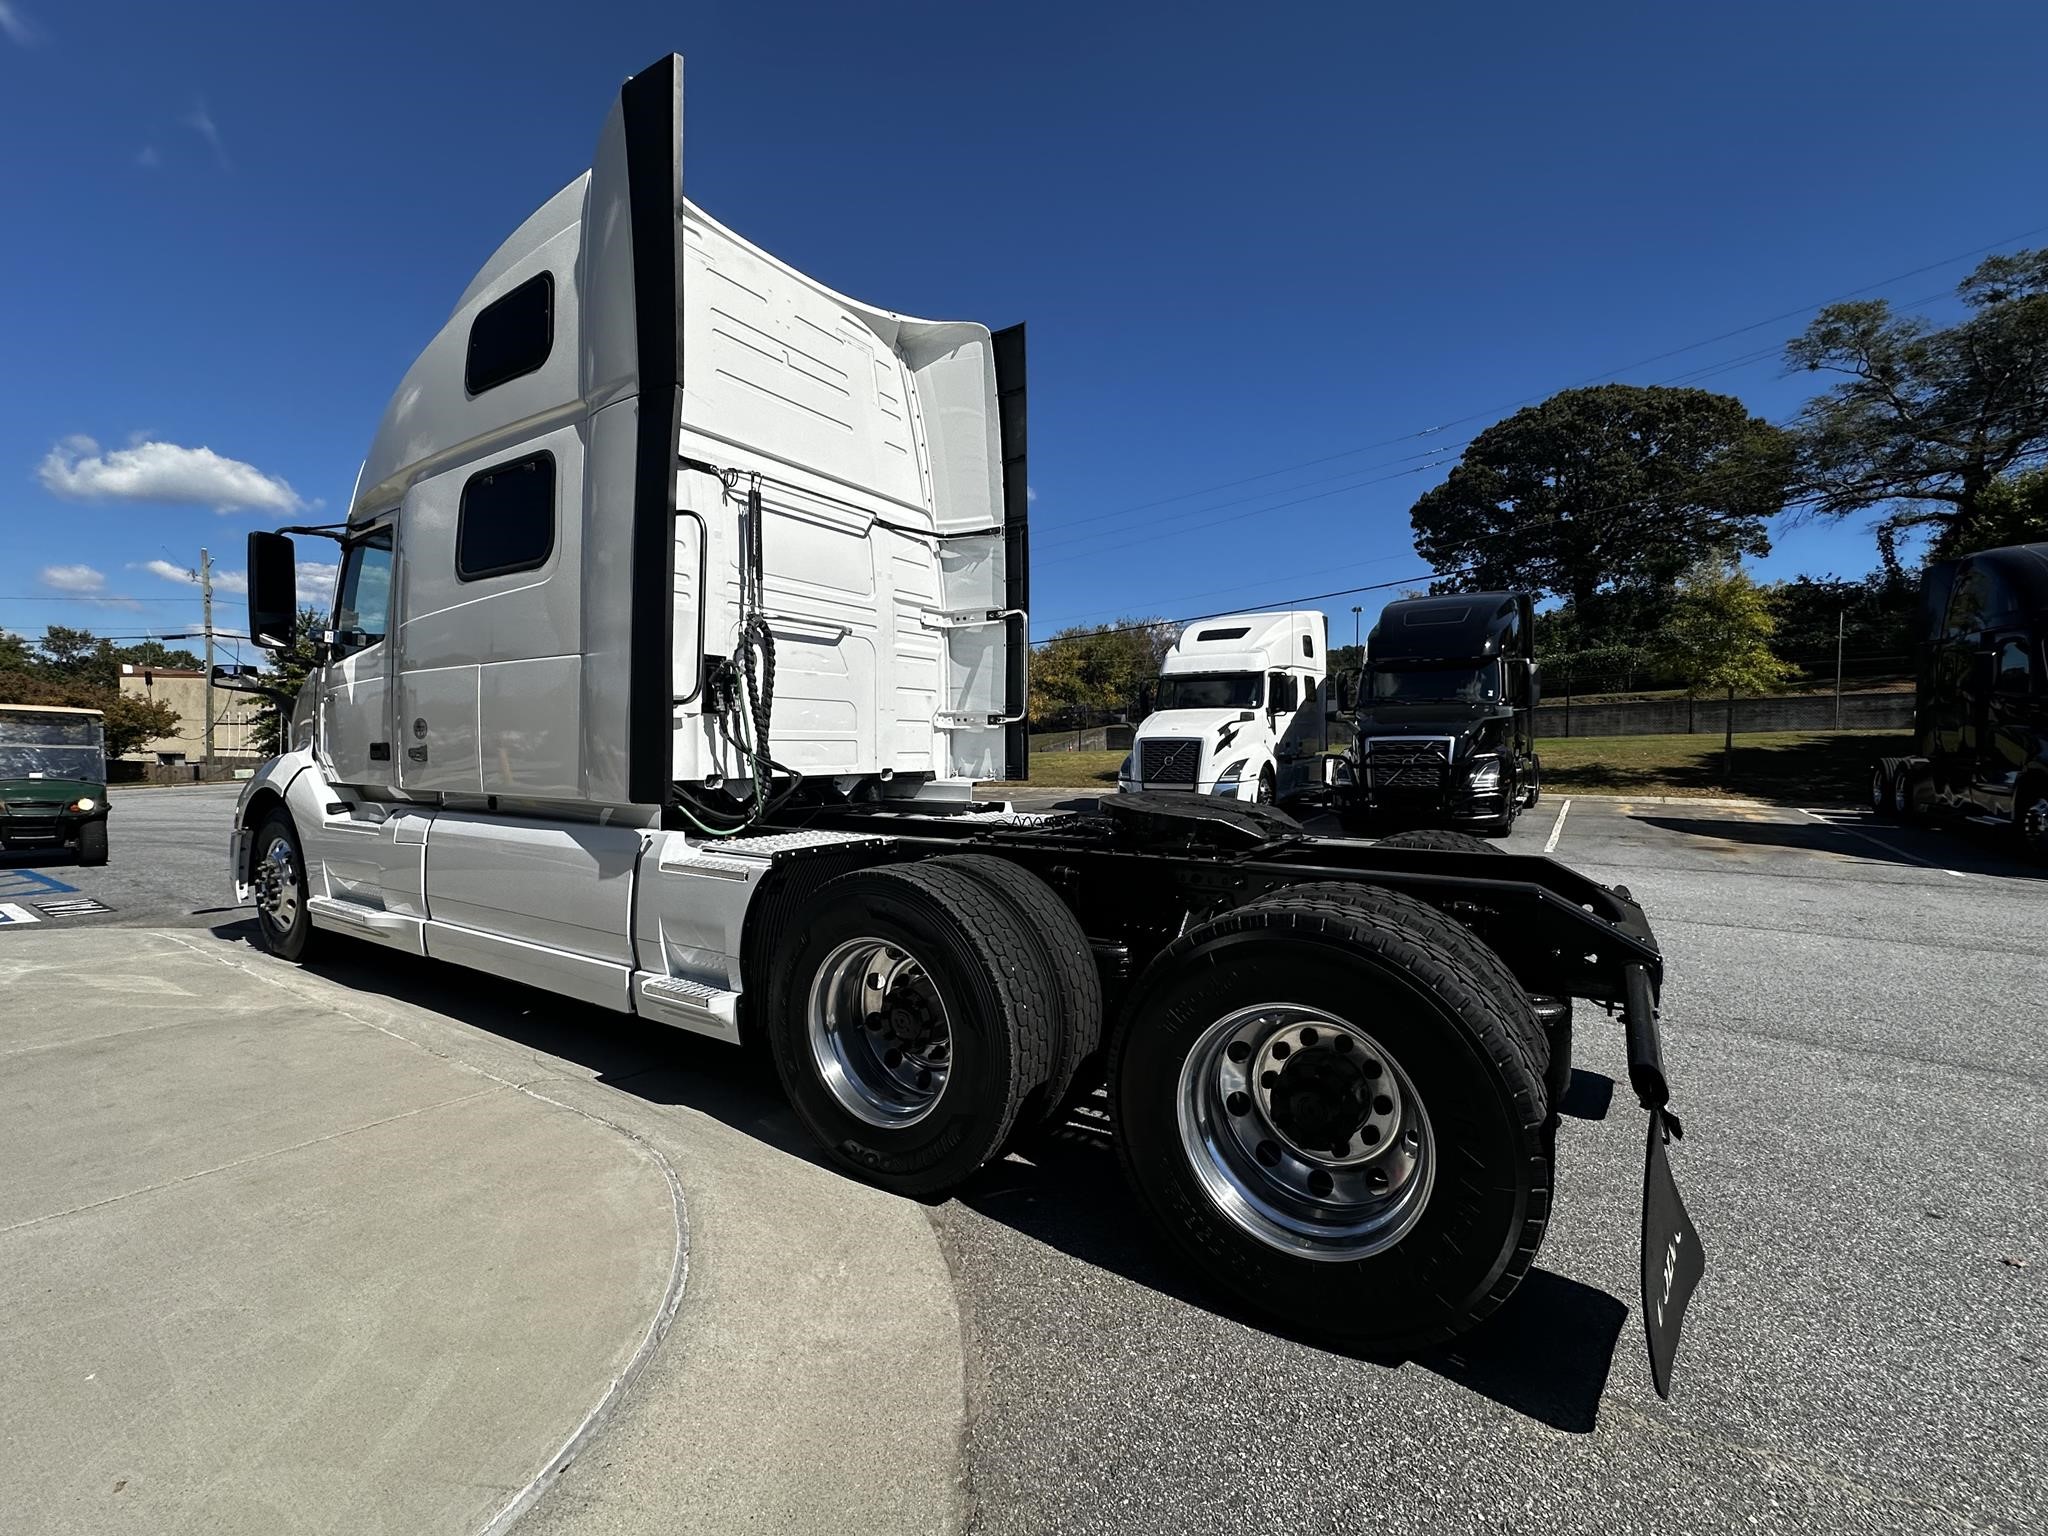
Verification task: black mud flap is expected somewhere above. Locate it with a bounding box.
[1640,1108,1704,1399]
[1623,963,1704,1399]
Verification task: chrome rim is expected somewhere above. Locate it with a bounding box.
[254,835,300,934]
[807,937,953,1128]
[1871,767,1888,812]
[1177,1004,1434,1261]
[2022,796,2048,850]
[1892,771,1910,816]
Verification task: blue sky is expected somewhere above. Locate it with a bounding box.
[2,1,2045,663]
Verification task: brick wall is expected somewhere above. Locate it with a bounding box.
[1534,690,1913,739]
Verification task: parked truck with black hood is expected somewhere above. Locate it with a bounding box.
[1283,592,1541,835]
[1872,541,2048,858]
[219,57,1702,1391]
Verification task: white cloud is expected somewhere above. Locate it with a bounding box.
[40,436,305,515]
[1027,485,1038,504]
[40,563,106,593]
[184,98,227,167]
[0,2,39,45]
[133,558,250,596]
[297,562,338,609]
[135,144,161,169]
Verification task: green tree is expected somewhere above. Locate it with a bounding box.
[1786,251,2048,568]
[1653,562,1797,783]
[1409,384,1792,622]
[1029,618,1175,725]
[1927,466,2048,560]
[247,607,329,757]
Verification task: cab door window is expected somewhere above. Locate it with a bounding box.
[333,530,393,656]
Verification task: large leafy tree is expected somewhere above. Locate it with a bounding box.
[1029,618,1176,726]
[247,607,330,757]
[1409,385,1792,615]
[0,671,182,759]
[1786,250,2048,566]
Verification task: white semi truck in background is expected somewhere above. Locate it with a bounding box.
[1117,611,1326,802]
[222,56,1702,1389]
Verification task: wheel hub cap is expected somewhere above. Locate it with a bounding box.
[255,836,299,932]
[809,938,952,1128]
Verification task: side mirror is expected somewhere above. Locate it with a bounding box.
[247,531,299,651]
[211,664,295,707]
[1238,710,1256,723]
[1526,659,1542,711]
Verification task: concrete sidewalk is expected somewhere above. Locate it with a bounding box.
[0,928,967,1535]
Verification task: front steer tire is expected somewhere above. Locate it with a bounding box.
[1111,894,1551,1354]
[250,810,318,963]
[766,862,1059,1198]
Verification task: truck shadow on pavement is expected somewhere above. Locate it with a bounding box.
[218,921,1628,1434]
[1638,814,2043,879]
[961,1098,1629,1435]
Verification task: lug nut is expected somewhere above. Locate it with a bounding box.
[1361,1125,1380,1145]
[1299,1027,1319,1046]
[1307,1169,1334,1196]
[1373,1094,1393,1115]
[1255,1141,1281,1166]
[1272,1040,1292,1060]
[1226,1091,1251,1117]
[1227,1039,1251,1064]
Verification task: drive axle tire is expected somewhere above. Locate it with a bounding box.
[924,853,1103,1139]
[250,811,318,963]
[766,862,1058,1198]
[75,819,108,866]
[1373,828,1501,856]
[1111,894,1551,1354]
[1870,762,1895,820]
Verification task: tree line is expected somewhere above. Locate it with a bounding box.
[0,627,190,758]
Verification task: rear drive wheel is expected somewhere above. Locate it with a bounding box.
[75,819,108,866]
[1112,895,1550,1353]
[766,862,1058,1197]
[923,853,1103,1139]
[1870,762,1895,819]
[251,811,317,962]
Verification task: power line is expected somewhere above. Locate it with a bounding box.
[1030,569,1466,648]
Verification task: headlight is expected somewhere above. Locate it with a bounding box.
[72,796,97,812]
[1212,758,1248,795]
[1467,757,1501,791]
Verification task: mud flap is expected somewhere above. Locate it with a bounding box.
[1623,963,1704,1399]
[1640,1108,1703,1399]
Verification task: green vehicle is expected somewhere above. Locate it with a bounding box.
[0,703,110,865]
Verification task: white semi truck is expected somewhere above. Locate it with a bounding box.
[1117,610,1325,801]
[225,56,1702,1388]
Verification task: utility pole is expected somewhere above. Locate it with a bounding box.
[1351,605,1362,652]
[200,547,215,764]
[1833,608,1844,731]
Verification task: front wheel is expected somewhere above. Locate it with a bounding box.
[75,819,108,866]
[251,811,317,962]
[2017,781,2048,864]
[1112,895,1550,1354]
[1254,767,1275,805]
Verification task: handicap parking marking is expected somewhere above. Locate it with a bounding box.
[0,901,42,925]
[0,868,81,899]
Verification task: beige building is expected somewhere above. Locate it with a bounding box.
[116,665,264,764]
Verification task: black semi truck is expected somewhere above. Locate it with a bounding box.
[1872,541,2048,858]
[1280,592,1543,836]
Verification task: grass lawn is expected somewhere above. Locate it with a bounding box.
[987,730,1912,802]
[1538,728,1911,802]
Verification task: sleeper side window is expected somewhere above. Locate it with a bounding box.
[1995,637,2033,695]
[333,529,393,656]
[1268,673,1300,714]
[458,453,556,581]
[465,272,554,395]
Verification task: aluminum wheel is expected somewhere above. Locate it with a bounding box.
[1870,765,1890,815]
[807,937,953,1128]
[1176,1003,1434,1261]
[254,834,301,935]
[1891,767,1911,817]
[2021,793,2048,858]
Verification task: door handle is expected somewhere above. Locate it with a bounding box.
[406,746,428,763]
[369,742,391,761]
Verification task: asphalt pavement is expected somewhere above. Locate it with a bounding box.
[2,784,2041,1534]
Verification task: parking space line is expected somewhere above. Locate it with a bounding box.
[1543,798,1571,854]
[1796,808,1968,877]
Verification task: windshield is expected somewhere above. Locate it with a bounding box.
[0,744,104,781]
[1155,673,1263,711]
[1367,664,1499,704]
